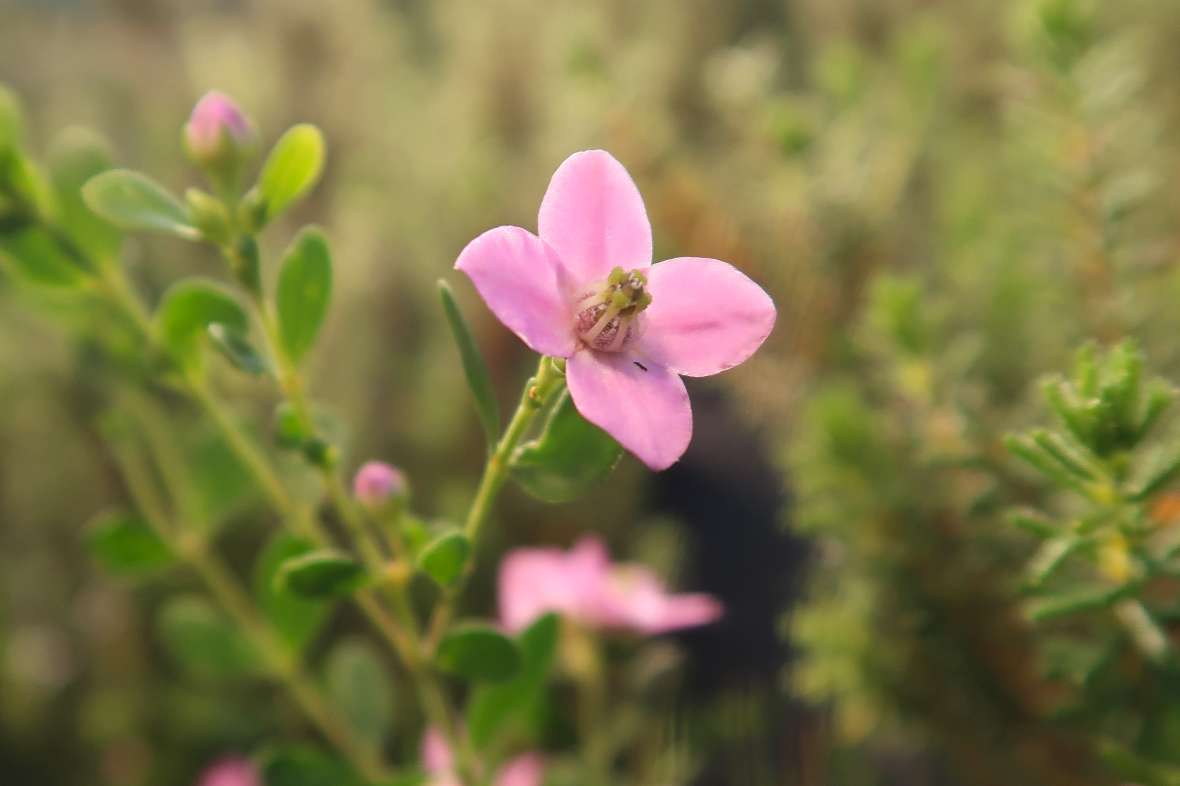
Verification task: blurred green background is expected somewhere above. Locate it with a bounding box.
[6,0,1180,784]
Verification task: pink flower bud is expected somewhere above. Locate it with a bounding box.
[353,461,408,508]
[196,757,260,786]
[183,91,258,170]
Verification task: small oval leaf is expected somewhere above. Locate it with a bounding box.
[276,227,332,363]
[81,169,198,238]
[416,530,471,587]
[510,390,623,502]
[468,613,559,748]
[47,128,123,260]
[260,746,360,786]
[254,534,331,652]
[256,124,325,222]
[85,510,174,576]
[436,623,521,682]
[325,638,394,747]
[0,226,90,287]
[277,550,368,599]
[156,279,249,368]
[157,595,259,680]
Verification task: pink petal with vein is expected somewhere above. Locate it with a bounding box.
[455,226,577,358]
[538,150,652,285]
[566,350,691,470]
[639,257,776,378]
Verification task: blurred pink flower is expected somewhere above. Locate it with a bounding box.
[499,537,722,635]
[352,460,407,507]
[422,728,542,786]
[184,91,257,165]
[195,757,260,786]
[455,150,775,470]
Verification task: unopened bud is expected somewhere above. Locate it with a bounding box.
[183,91,258,187]
[353,461,408,509]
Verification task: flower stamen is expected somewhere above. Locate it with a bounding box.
[575,266,652,352]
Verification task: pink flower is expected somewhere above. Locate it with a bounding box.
[352,460,408,507]
[499,537,723,635]
[195,757,260,786]
[422,728,543,786]
[184,91,257,166]
[455,150,775,470]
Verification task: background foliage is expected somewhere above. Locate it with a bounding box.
[5,0,1180,784]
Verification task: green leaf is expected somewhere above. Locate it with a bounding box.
[1136,380,1175,442]
[0,226,90,287]
[1026,535,1092,587]
[0,84,22,153]
[261,746,361,786]
[1029,429,1097,480]
[255,124,325,222]
[1007,507,1059,538]
[416,530,471,587]
[255,534,331,651]
[436,623,521,682]
[377,769,429,783]
[1099,737,1180,786]
[208,323,269,375]
[277,550,368,599]
[1131,447,1180,501]
[468,613,559,748]
[276,227,332,363]
[1026,584,1136,622]
[81,169,198,238]
[438,280,500,449]
[1003,433,1088,495]
[157,595,258,680]
[156,279,249,368]
[85,510,174,576]
[188,426,256,529]
[274,402,312,449]
[510,390,623,502]
[47,128,122,260]
[325,638,393,747]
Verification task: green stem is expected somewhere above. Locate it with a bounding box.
[574,631,612,786]
[94,226,526,785]
[65,234,436,779]
[188,375,302,521]
[426,356,565,650]
[226,237,483,779]
[188,545,390,782]
[98,265,302,525]
[109,439,390,782]
[465,356,564,542]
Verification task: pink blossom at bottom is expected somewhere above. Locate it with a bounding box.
[196,757,260,786]
[498,537,723,635]
[422,729,542,786]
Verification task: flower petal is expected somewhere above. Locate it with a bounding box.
[455,226,578,357]
[538,150,652,285]
[620,575,724,634]
[498,547,579,632]
[421,728,454,776]
[638,257,776,377]
[566,350,691,471]
[495,754,544,786]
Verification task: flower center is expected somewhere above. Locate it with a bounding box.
[574,267,653,352]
